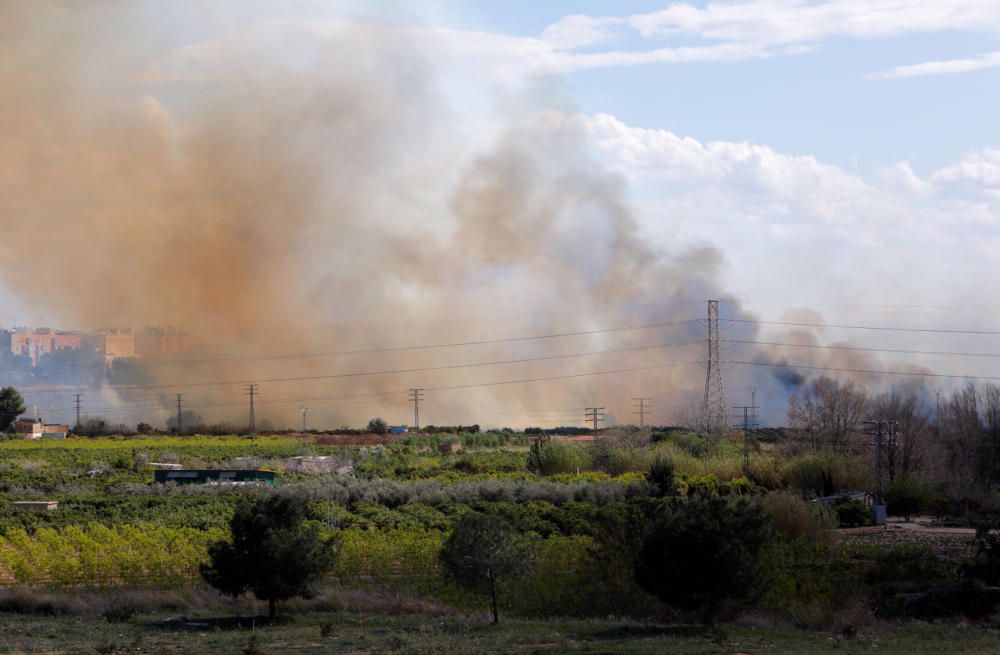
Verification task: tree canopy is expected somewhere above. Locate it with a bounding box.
[635,496,773,624]
[0,386,25,431]
[200,494,339,617]
[440,510,529,624]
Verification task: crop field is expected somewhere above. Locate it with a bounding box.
[0,427,998,653]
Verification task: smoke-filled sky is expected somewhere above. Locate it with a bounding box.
[1,1,999,429]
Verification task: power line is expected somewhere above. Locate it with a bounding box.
[9,338,705,393]
[722,339,1000,359]
[721,299,1000,311]
[0,319,704,376]
[724,359,1000,382]
[39,361,703,418]
[721,318,1000,336]
[185,312,704,338]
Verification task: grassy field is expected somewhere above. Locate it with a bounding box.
[3,610,1000,655]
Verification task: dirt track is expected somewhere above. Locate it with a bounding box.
[835,519,977,559]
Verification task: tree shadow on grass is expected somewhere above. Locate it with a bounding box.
[147,615,292,631]
[592,624,709,640]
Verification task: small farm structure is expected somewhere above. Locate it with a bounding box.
[154,469,276,485]
[11,501,59,512]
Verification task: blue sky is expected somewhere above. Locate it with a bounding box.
[399,1,1000,173]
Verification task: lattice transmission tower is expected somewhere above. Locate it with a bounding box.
[701,299,727,432]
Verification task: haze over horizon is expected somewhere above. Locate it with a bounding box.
[1,1,999,429]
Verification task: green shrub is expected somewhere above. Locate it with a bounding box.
[760,492,835,542]
[635,496,774,624]
[867,544,950,587]
[885,475,928,519]
[834,498,869,528]
[645,455,676,497]
[531,441,588,476]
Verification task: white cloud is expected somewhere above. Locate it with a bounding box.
[541,14,624,50]
[564,112,1000,305]
[867,50,1000,79]
[628,1,1000,44]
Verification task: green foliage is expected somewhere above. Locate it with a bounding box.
[760,538,869,615]
[440,511,533,624]
[645,455,676,497]
[760,492,836,542]
[589,438,649,476]
[834,498,869,528]
[0,524,223,585]
[366,418,388,435]
[964,511,1000,585]
[528,439,588,476]
[635,496,774,624]
[200,494,339,617]
[0,386,26,431]
[867,545,950,587]
[782,454,868,497]
[885,476,928,519]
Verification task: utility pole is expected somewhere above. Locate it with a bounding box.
[701,299,726,433]
[864,420,891,525]
[409,388,424,430]
[299,406,309,432]
[74,394,82,428]
[175,394,183,434]
[632,397,652,427]
[246,384,257,433]
[585,407,605,432]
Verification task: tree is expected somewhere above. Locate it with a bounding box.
[635,496,773,624]
[869,383,931,479]
[201,494,338,618]
[787,376,868,451]
[440,511,529,624]
[366,417,388,434]
[0,386,26,431]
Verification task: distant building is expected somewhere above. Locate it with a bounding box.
[13,418,42,438]
[89,328,136,363]
[438,440,462,454]
[42,424,69,439]
[0,329,10,356]
[11,328,82,366]
[135,326,190,360]
[14,417,69,439]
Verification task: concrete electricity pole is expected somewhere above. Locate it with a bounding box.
[246,384,258,433]
[585,407,605,432]
[175,394,183,434]
[632,397,652,427]
[701,299,726,433]
[299,406,310,432]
